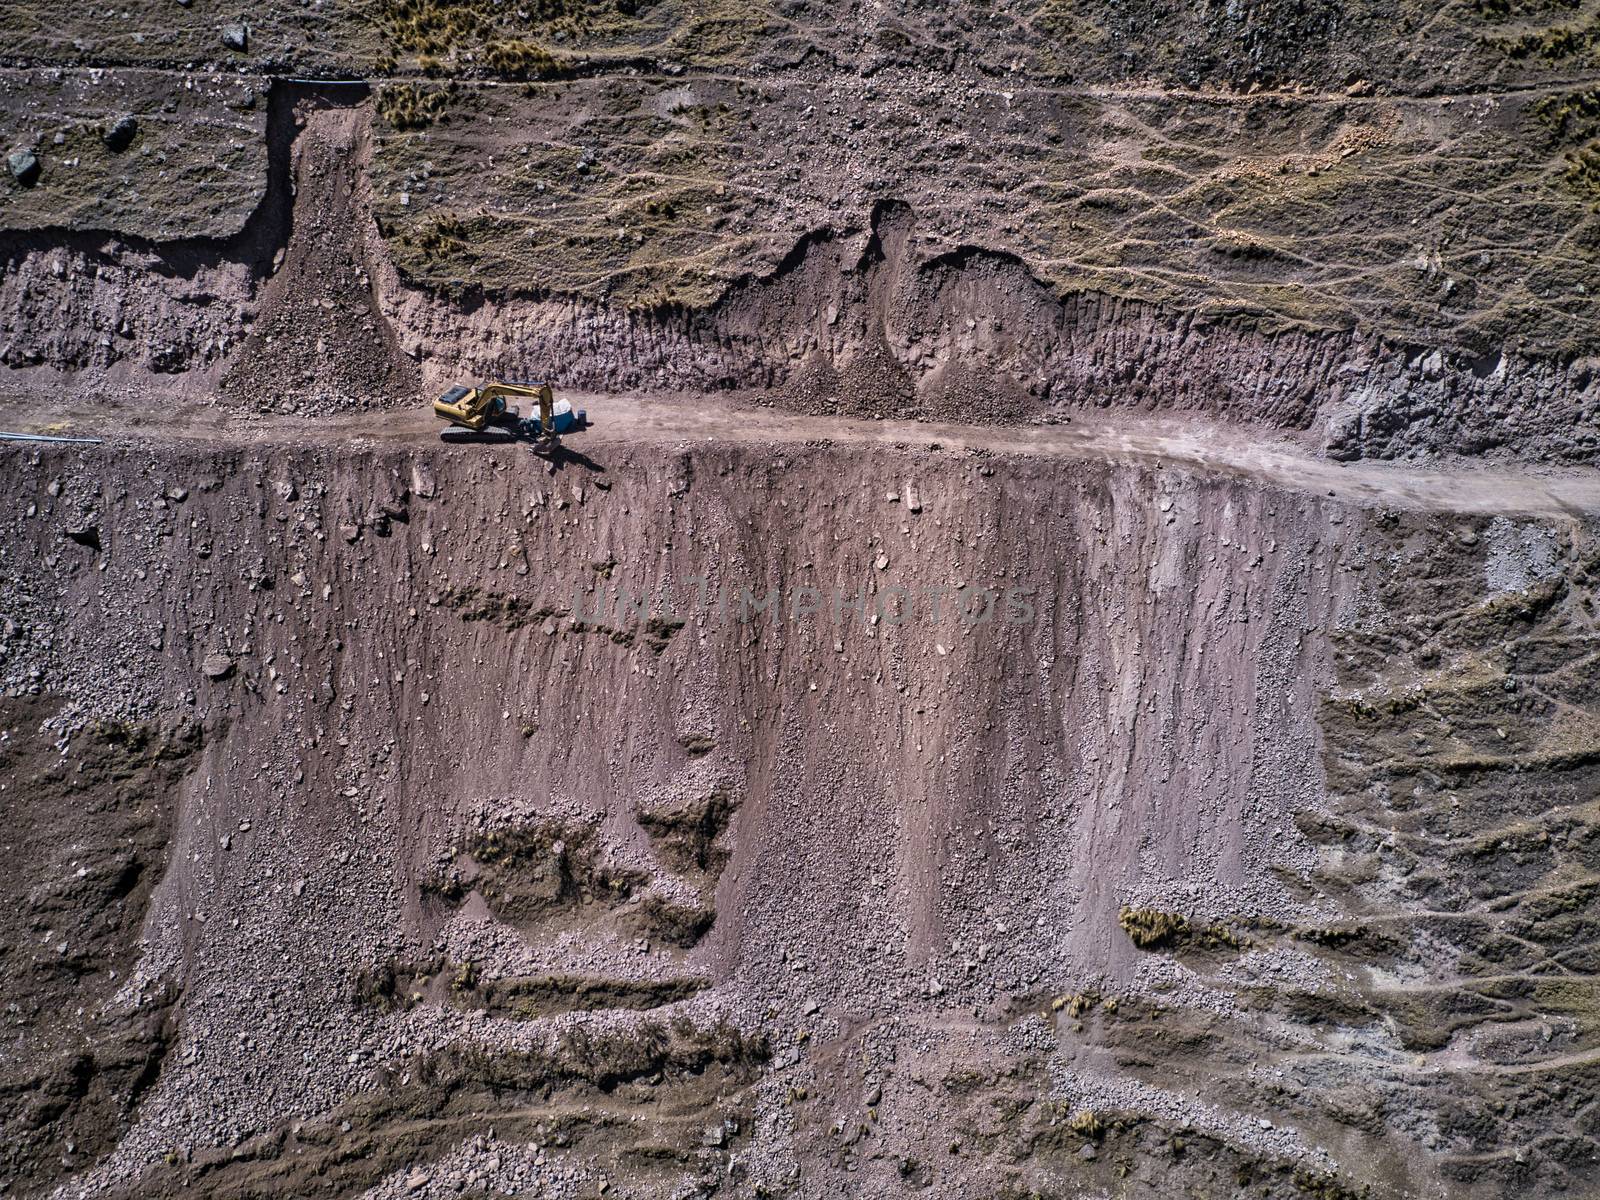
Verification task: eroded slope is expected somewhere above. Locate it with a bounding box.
[0,433,1594,1198]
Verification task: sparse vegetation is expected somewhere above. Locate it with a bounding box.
[404,211,473,258]
[375,82,454,130]
[353,955,709,1017]
[1564,144,1600,202]
[1532,87,1600,145]
[1118,906,1247,952]
[1293,925,1371,949]
[374,0,641,75]
[1487,15,1600,62]
[628,894,716,947]
[481,38,571,78]
[1068,1109,1105,1140]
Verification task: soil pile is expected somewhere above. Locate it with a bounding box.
[219,102,420,415]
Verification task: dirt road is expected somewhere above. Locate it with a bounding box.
[4,389,1597,516]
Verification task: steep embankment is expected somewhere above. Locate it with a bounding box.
[2,433,1595,1199]
[3,79,1599,460]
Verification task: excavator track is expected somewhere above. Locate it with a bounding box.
[437,427,521,445]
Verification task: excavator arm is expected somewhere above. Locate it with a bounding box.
[483,382,554,438]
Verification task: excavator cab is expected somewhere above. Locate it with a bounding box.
[433,382,530,433]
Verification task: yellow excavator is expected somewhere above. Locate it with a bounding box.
[432,381,587,442]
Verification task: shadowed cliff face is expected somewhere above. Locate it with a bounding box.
[1,434,1594,1198]
[0,700,199,1195]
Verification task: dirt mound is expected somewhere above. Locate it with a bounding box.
[219,100,420,415]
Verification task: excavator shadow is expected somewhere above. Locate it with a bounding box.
[539,439,605,475]
[439,427,606,475]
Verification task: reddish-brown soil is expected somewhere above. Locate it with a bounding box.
[4,5,1600,1196]
[0,405,1595,1199]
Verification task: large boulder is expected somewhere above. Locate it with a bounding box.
[103,115,138,153]
[7,149,39,186]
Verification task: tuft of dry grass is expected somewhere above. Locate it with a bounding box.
[1118,906,1247,952]
[375,82,454,130]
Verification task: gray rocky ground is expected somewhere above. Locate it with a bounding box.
[3,3,1600,1199]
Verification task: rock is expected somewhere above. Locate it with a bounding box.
[410,463,436,499]
[8,150,40,187]
[1078,1143,1097,1161]
[864,1083,882,1106]
[103,115,138,153]
[202,652,234,679]
[405,1171,430,1192]
[875,553,890,571]
[221,23,248,52]
[64,523,100,551]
